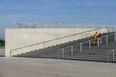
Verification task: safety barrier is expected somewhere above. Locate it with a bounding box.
[58,33,116,59]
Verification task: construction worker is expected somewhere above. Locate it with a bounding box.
[95,32,98,37]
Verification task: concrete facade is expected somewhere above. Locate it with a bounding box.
[5,28,107,57]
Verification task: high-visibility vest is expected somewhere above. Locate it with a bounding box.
[96,33,98,37]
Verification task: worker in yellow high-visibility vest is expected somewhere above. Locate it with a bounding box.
[93,32,98,44]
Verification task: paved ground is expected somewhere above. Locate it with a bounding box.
[0,57,116,77]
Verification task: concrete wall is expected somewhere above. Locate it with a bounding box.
[5,28,107,57]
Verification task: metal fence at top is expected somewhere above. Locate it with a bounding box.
[17,23,107,28]
[57,33,116,59]
[16,23,116,32]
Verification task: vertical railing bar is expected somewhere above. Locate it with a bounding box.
[10,51,12,57]
[97,38,99,47]
[89,40,91,49]
[114,33,116,42]
[106,35,108,44]
[57,50,60,59]
[82,24,83,28]
[112,50,115,61]
[107,51,109,63]
[112,26,114,32]
[71,46,74,55]
[62,48,64,58]
[80,43,82,52]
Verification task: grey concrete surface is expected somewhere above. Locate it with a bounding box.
[0,57,116,77]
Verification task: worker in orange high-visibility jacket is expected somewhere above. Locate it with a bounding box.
[93,32,98,44]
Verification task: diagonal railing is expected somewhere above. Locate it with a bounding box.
[10,27,105,57]
[58,32,116,59]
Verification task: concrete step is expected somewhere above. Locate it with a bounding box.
[14,32,116,63]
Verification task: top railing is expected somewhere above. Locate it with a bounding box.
[16,23,116,32]
[16,23,107,28]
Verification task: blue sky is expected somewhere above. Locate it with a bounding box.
[0,0,116,39]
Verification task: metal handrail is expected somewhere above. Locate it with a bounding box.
[107,48,116,62]
[58,32,116,58]
[17,23,107,28]
[10,28,103,56]
[58,32,115,51]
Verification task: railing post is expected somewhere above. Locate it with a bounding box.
[80,43,82,52]
[10,51,12,57]
[57,50,60,59]
[89,40,91,49]
[62,48,64,58]
[112,50,115,61]
[71,46,74,55]
[114,33,116,42]
[19,24,21,28]
[97,38,99,47]
[106,26,109,32]
[106,35,108,44]
[82,24,83,28]
[27,25,29,28]
[112,26,114,32]
[107,51,109,63]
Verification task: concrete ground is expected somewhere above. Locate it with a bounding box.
[0,57,116,77]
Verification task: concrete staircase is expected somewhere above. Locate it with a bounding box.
[65,42,116,62]
[9,28,107,57]
[14,32,116,62]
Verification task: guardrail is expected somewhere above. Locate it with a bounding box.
[16,23,116,32]
[107,49,116,62]
[17,23,106,28]
[10,28,104,57]
[58,32,116,59]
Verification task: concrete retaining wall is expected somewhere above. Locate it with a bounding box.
[5,28,107,57]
